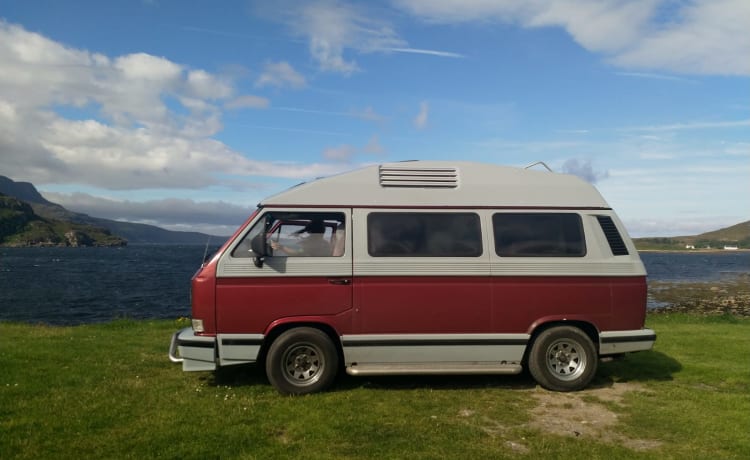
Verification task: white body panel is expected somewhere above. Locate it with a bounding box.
[261,161,610,208]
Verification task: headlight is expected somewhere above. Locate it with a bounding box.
[192,319,205,333]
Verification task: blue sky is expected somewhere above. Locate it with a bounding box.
[0,0,748,237]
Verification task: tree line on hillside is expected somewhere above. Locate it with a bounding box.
[635,236,749,251]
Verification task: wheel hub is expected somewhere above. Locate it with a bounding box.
[283,344,322,384]
[545,339,586,381]
[294,354,312,371]
[555,350,571,365]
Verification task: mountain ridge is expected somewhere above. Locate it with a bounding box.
[0,175,223,245]
[0,193,126,247]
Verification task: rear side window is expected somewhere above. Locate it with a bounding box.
[368,212,482,257]
[493,213,586,257]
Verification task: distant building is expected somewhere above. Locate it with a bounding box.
[724,245,739,251]
[685,244,695,249]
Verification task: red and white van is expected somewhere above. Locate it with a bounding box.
[169,161,655,394]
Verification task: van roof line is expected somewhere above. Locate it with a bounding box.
[260,161,609,209]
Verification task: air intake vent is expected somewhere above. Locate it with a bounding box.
[379,165,459,188]
[596,216,629,256]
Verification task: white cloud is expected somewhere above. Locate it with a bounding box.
[614,72,697,83]
[255,61,307,89]
[225,95,271,110]
[414,101,429,129]
[363,135,385,155]
[387,47,465,58]
[41,191,252,236]
[43,191,252,227]
[323,144,357,162]
[255,0,404,75]
[0,21,347,191]
[114,53,183,81]
[612,0,750,76]
[350,106,385,122]
[255,0,454,75]
[622,119,750,132]
[561,158,609,184]
[186,69,233,99]
[392,0,750,76]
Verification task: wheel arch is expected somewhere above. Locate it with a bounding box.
[259,321,344,368]
[524,319,600,364]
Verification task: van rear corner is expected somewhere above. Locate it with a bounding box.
[599,328,656,356]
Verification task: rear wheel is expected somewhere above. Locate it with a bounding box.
[266,327,339,395]
[528,326,597,391]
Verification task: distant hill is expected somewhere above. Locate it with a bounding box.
[0,193,126,247]
[635,220,750,250]
[0,175,221,245]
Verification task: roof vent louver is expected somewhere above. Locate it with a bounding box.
[379,165,459,188]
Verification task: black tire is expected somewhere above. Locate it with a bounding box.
[265,327,339,395]
[528,326,597,392]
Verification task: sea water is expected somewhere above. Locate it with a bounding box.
[1,246,748,325]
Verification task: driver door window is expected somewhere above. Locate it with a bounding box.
[232,211,345,258]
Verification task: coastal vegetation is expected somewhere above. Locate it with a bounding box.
[2,281,748,459]
[634,220,750,251]
[0,175,218,245]
[0,194,126,247]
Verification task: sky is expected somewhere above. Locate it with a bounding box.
[0,0,748,238]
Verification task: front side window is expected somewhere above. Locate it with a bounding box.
[493,213,585,257]
[232,211,345,258]
[367,212,482,257]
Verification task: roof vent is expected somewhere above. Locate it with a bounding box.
[379,165,459,188]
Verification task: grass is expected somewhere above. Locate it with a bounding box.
[1,315,749,459]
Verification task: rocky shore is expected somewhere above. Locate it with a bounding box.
[648,273,750,317]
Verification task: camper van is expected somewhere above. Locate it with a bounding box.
[169,161,655,394]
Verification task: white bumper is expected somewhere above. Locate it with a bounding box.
[599,329,656,355]
[169,327,217,371]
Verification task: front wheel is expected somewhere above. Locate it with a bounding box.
[266,327,339,395]
[528,326,597,392]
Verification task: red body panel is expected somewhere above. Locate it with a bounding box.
[354,277,492,333]
[190,210,260,336]
[215,277,353,334]
[191,266,217,334]
[352,275,646,335]
[491,276,615,333]
[201,273,646,336]
[610,277,648,330]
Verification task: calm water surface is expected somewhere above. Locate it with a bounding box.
[1,246,748,325]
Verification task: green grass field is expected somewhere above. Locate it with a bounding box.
[1,314,748,459]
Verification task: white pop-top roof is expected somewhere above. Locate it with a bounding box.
[260,161,610,209]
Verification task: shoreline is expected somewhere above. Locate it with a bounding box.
[638,248,750,253]
[648,274,750,317]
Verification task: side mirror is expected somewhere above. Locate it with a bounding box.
[250,233,268,268]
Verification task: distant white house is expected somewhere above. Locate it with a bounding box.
[685,244,695,249]
[724,245,739,251]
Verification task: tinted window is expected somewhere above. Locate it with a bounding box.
[368,213,482,257]
[493,213,585,257]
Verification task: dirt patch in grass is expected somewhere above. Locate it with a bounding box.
[527,383,662,451]
[458,382,661,453]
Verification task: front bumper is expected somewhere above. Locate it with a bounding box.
[599,328,656,355]
[169,327,217,371]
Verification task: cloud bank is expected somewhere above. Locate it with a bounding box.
[0,21,340,191]
[392,0,750,76]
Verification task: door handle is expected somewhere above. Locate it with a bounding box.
[328,279,351,285]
